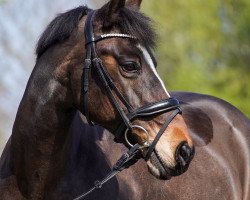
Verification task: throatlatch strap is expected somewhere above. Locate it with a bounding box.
[82,10,96,125]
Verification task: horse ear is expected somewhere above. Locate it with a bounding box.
[99,0,126,29]
[125,0,142,10]
[99,0,142,29]
[108,0,126,14]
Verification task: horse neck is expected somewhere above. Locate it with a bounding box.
[10,46,78,198]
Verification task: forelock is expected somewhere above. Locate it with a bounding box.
[118,7,156,49]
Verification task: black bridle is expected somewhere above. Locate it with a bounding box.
[76,10,181,199]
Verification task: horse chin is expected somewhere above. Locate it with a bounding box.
[146,152,173,180]
[146,151,190,180]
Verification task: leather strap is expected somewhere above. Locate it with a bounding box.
[86,33,135,45]
[128,98,180,120]
[93,58,133,129]
[145,108,181,160]
[115,98,181,142]
[83,11,96,125]
[83,10,135,126]
[73,144,141,200]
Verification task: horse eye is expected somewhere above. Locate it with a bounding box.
[121,62,140,73]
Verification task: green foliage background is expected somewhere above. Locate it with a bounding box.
[142,0,250,118]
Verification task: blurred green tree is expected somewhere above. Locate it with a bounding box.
[0,0,7,4]
[142,0,250,118]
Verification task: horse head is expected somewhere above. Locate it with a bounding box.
[56,0,194,180]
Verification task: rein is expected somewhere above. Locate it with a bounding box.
[75,10,181,199]
[74,143,141,200]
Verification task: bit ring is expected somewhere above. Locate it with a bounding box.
[125,125,150,148]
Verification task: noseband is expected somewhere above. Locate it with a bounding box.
[77,10,181,199]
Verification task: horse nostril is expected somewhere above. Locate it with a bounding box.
[180,144,191,160]
[176,142,193,167]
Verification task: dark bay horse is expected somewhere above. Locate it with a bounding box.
[0,0,249,199]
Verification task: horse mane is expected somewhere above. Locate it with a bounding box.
[36,6,91,58]
[36,5,156,58]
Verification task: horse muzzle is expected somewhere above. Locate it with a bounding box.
[146,141,195,180]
